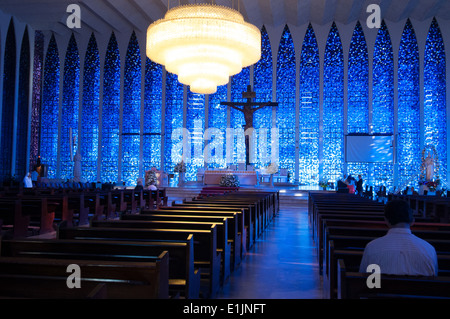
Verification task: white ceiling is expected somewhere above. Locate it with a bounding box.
[1,0,450,36]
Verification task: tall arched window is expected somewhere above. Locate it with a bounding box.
[347,21,369,182]
[253,25,273,169]
[398,19,420,187]
[122,31,141,185]
[41,34,60,179]
[16,27,30,178]
[102,32,120,183]
[0,19,16,181]
[207,84,228,169]
[143,58,162,171]
[299,23,320,185]
[164,72,184,174]
[30,31,45,168]
[186,89,205,180]
[372,20,394,188]
[81,33,100,182]
[323,22,344,182]
[424,17,447,182]
[230,66,250,166]
[276,25,296,180]
[60,34,80,180]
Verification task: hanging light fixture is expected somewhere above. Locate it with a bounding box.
[146,2,261,94]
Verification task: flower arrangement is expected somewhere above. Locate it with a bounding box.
[219,174,240,187]
[174,160,186,173]
[425,180,439,192]
[319,180,329,189]
[145,170,157,186]
[265,163,279,175]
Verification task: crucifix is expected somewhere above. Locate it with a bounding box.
[221,85,278,167]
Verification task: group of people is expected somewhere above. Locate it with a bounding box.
[334,173,438,277]
[23,169,39,188]
[337,174,364,195]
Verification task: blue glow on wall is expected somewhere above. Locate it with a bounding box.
[253,26,273,169]
[81,33,100,182]
[424,17,447,182]
[41,34,60,179]
[122,32,141,185]
[164,72,184,174]
[323,22,344,182]
[299,23,320,185]
[16,28,31,179]
[60,34,80,181]
[230,67,250,166]
[276,25,296,181]
[101,32,120,183]
[144,58,162,172]
[372,20,394,188]
[398,19,420,188]
[346,21,370,185]
[186,90,205,181]
[207,84,228,169]
[0,19,16,181]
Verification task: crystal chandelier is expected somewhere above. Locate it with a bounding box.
[146,3,261,94]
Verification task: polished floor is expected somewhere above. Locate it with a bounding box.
[217,201,324,299]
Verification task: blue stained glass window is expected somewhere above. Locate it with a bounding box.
[122,32,142,186]
[102,32,120,183]
[0,19,16,181]
[41,34,60,179]
[230,67,250,166]
[253,26,273,169]
[30,31,45,168]
[81,33,100,182]
[164,72,184,174]
[207,84,228,169]
[348,21,369,134]
[424,18,446,182]
[16,28,31,178]
[186,90,205,181]
[276,25,296,181]
[372,20,394,188]
[299,23,320,185]
[347,21,369,186]
[323,22,344,182]
[398,19,420,188]
[143,58,162,172]
[60,34,80,180]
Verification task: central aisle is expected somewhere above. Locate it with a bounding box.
[217,200,324,299]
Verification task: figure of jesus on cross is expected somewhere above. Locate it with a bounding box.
[221,85,278,166]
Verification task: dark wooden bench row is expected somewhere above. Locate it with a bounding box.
[0,238,170,299]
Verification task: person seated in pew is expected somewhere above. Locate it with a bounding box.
[147,181,157,190]
[135,178,144,191]
[359,199,438,277]
[23,172,33,188]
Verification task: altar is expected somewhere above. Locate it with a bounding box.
[204,170,258,186]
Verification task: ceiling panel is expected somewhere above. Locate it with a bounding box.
[1,0,449,35]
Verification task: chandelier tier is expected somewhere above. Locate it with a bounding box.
[146,3,261,94]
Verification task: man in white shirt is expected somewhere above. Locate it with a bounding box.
[359,199,438,277]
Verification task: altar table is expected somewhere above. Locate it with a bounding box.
[204,170,258,186]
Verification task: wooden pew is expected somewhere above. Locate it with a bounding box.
[0,199,28,238]
[91,218,231,287]
[0,274,107,299]
[57,225,220,298]
[123,211,242,270]
[55,229,200,299]
[0,254,168,299]
[168,202,256,248]
[0,198,55,237]
[337,259,450,299]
